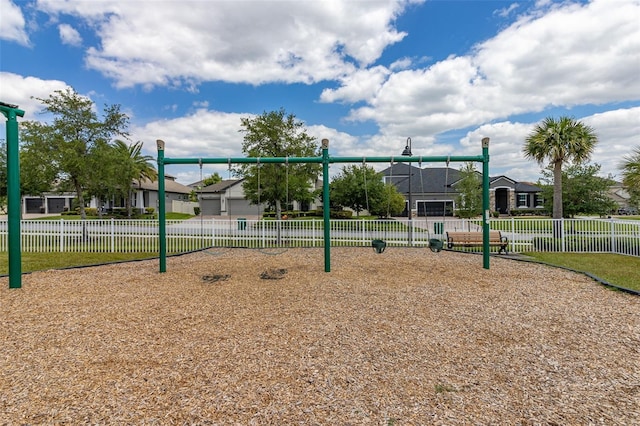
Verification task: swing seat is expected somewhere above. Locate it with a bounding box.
[428,238,444,253]
[371,239,387,254]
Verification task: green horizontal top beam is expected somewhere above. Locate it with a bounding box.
[161,154,485,166]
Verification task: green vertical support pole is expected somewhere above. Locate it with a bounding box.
[481,137,490,270]
[157,140,167,273]
[1,103,25,289]
[321,139,331,272]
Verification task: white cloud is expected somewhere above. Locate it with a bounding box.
[320,66,391,104]
[58,23,82,46]
[0,0,29,45]
[338,0,640,141]
[35,0,420,89]
[494,3,520,18]
[132,109,248,160]
[583,107,640,181]
[0,72,70,119]
[457,106,640,183]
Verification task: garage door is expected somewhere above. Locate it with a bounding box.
[47,198,66,213]
[228,199,257,216]
[417,201,454,217]
[200,199,221,215]
[25,198,43,213]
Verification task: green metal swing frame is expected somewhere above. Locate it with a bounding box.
[156,138,491,273]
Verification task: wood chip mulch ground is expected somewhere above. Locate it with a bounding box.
[1,248,638,425]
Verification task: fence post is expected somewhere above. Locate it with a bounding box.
[610,217,615,254]
[110,218,115,253]
[60,219,64,252]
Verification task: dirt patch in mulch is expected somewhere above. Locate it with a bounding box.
[1,248,638,424]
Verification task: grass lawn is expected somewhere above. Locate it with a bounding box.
[523,252,640,292]
[0,252,157,275]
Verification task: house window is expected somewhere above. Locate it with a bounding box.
[534,194,543,207]
[517,193,528,207]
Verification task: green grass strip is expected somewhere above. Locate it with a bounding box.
[523,252,640,292]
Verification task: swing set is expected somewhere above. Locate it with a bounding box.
[156,137,492,273]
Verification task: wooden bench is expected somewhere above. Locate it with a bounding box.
[446,231,508,254]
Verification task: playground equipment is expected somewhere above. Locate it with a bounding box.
[156,137,491,273]
[1,101,25,289]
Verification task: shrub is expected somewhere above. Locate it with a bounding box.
[193,207,201,216]
[330,210,353,219]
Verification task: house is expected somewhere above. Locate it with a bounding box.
[129,175,194,214]
[23,192,76,214]
[608,181,633,210]
[194,178,323,216]
[195,179,257,216]
[381,164,543,217]
[22,175,194,215]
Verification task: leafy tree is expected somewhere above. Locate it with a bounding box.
[85,140,120,217]
[189,173,223,202]
[111,140,157,218]
[202,172,223,187]
[523,116,598,220]
[369,183,406,218]
[20,88,129,219]
[538,163,616,217]
[330,164,385,216]
[237,109,320,219]
[19,122,61,196]
[455,162,482,218]
[620,146,640,208]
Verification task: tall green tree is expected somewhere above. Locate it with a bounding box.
[20,88,129,219]
[85,140,120,216]
[237,109,320,219]
[620,146,640,208]
[523,116,598,219]
[539,163,616,217]
[19,122,62,197]
[369,183,405,218]
[330,164,385,216]
[455,162,482,218]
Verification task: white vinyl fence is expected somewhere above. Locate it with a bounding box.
[0,217,638,257]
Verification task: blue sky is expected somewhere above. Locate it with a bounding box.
[1,0,639,185]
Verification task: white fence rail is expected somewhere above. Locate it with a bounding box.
[0,217,638,257]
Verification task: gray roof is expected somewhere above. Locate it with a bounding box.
[381,165,541,194]
[200,179,243,193]
[514,181,542,192]
[134,177,192,194]
[382,164,461,193]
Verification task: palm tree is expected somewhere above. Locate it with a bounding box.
[620,146,640,207]
[113,140,157,217]
[523,116,598,219]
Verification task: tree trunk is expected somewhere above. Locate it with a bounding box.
[74,180,86,220]
[74,179,88,242]
[552,160,564,239]
[552,160,563,219]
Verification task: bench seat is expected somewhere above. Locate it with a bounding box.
[446,230,508,254]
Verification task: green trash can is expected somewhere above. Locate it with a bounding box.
[237,217,247,230]
[434,222,443,234]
